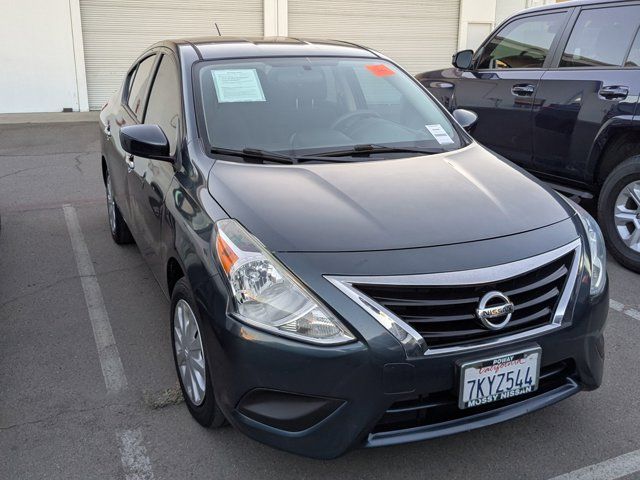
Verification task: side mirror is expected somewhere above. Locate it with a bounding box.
[120,124,172,161]
[452,49,474,70]
[452,109,478,134]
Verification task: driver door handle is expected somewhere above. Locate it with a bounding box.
[599,85,629,100]
[104,124,112,139]
[126,154,135,172]
[511,84,535,97]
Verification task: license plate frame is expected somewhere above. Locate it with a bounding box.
[458,347,542,410]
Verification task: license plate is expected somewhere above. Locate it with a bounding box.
[459,347,541,409]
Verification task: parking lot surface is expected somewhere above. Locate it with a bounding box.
[1,122,640,479]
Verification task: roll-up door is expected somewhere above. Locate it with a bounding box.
[288,0,460,74]
[80,0,263,109]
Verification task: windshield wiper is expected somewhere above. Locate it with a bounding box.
[303,144,446,158]
[210,147,295,164]
[210,146,362,164]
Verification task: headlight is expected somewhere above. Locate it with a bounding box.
[214,219,355,345]
[563,197,607,297]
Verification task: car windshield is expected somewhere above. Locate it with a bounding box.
[195,56,466,159]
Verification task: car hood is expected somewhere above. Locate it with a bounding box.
[207,143,571,253]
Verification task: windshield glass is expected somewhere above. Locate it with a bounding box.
[195,57,466,157]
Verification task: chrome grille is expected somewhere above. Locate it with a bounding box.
[352,250,576,350]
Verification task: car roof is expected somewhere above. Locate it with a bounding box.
[157,36,381,62]
[522,0,626,15]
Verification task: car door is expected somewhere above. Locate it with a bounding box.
[451,10,569,166]
[107,53,158,225]
[531,2,640,184]
[127,52,181,281]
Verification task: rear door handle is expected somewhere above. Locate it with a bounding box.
[599,85,629,100]
[511,84,536,96]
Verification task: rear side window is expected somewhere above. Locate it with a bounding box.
[560,6,640,68]
[127,54,156,119]
[144,55,181,156]
[476,13,565,69]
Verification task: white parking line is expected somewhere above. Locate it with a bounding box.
[63,204,128,393]
[549,448,640,480]
[117,429,155,480]
[610,299,640,321]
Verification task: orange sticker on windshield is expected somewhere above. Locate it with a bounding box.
[366,64,395,77]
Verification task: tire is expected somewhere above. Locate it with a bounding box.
[105,170,134,245]
[170,277,227,428]
[597,155,640,273]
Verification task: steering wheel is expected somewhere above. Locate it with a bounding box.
[331,110,381,133]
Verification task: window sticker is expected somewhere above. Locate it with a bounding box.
[212,69,266,103]
[365,64,396,77]
[425,124,454,145]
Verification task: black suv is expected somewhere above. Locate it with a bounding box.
[417,0,640,272]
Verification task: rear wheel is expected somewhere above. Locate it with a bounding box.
[170,278,227,428]
[105,170,133,244]
[598,156,640,272]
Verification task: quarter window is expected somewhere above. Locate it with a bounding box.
[560,6,640,68]
[476,13,565,69]
[626,30,640,67]
[127,54,156,119]
[145,55,180,156]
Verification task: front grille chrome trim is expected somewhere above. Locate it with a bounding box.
[325,239,582,357]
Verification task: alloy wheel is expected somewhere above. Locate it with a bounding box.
[614,180,640,253]
[106,174,117,234]
[173,299,207,406]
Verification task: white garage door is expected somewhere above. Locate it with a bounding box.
[288,0,460,75]
[80,0,263,109]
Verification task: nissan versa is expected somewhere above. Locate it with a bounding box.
[99,37,609,459]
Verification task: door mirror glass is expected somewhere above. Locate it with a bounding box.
[452,109,478,134]
[452,50,474,70]
[120,124,172,161]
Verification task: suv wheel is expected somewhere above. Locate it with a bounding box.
[598,155,640,272]
[105,170,134,244]
[170,278,227,428]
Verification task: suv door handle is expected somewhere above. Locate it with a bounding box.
[511,84,535,96]
[104,124,112,139]
[599,85,629,100]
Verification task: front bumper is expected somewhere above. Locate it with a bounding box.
[193,219,608,459]
[199,276,608,459]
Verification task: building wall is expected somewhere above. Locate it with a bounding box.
[0,0,85,113]
[0,0,559,113]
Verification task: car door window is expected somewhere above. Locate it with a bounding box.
[476,13,565,69]
[560,6,640,68]
[144,55,180,156]
[626,29,640,67]
[127,54,156,120]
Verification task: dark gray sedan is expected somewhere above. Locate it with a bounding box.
[99,36,608,458]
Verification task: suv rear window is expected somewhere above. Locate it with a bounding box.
[560,6,640,68]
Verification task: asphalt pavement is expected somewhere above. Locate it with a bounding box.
[1,122,639,479]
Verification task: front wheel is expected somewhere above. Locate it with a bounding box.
[598,156,640,272]
[170,278,227,428]
[105,170,134,245]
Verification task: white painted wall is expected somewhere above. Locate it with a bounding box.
[458,0,497,50]
[458,0,560,51]
[0,0,84,113]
